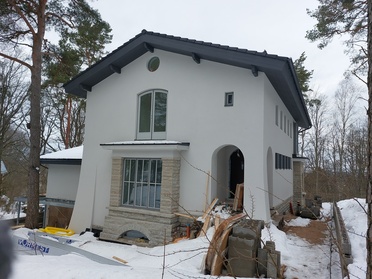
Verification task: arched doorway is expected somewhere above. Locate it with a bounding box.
[211,146,245,203]
[229,149,244,198]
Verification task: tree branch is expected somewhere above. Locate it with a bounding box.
[8,0,37,37]
[0,52,31,70]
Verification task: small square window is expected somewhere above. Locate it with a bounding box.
[225,92,234,106]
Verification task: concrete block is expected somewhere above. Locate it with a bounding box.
[267,250,280,279]
[232,219,264,239]
[305,199,314,208]
[265,240,276,251]
[227,236,257,277]
[257,248,267,277]
[300,206,320,219]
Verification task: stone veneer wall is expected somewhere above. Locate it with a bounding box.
[100,157,181,246]
[292,158,306,207]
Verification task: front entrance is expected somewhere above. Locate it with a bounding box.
[212,145,245,204]
[229,149,244,198]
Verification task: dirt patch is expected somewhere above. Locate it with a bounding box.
[281,215,329,245]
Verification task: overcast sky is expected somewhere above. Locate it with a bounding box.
[90,0,357,97]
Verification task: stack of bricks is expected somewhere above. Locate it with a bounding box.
[225,219,265,277]
[257,241,281,278]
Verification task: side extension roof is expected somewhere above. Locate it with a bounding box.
[63,30,311,129]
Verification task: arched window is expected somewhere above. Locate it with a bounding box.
[137,89,167,140]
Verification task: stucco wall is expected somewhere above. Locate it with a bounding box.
[45,164,80,201]
[263,77,294,208]
[69,49,296,232]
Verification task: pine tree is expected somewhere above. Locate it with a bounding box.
[0,0,110,229]
[307,1,372,277]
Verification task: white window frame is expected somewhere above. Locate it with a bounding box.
[122,158,162,209]
[137,89,167,140]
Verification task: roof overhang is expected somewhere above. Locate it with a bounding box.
[101,140,190,152]
[64,30,311,129]
[40,158,82,165]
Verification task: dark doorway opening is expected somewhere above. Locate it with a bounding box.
[229,149,244,198]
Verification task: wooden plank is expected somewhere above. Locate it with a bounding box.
[202,197,218,220]
[211,227,233,275]
[232,183,244,211]
[198,215,211,237]
[112,256,128,264]
[204,171,210,212]
[214,215,221,230]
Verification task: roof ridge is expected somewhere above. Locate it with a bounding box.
[141,29,277,58]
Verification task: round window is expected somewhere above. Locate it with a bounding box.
[147,57,160,72]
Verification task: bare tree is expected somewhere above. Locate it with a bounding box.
[0,0,110,228]
[329,77,361,199]
[305,92,329,194]
[0,52,28,195]
[345,120,368,197]
[334,77,361,173]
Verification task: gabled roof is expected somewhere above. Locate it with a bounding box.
[40,146,83,165]
[63,30,311,129]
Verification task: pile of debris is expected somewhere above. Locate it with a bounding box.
[176,194,282,278]
[296,195,322,219]
[203,216,281,278]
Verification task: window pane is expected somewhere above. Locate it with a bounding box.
[141,184,148,207]
[155,185,161,209]
[139,93,152,133]
[128,182,135,205]
[143,160,149,182]
[130,160,136,181]
[137,160,143,181]
[157,160,162,183]
[154,92,167,132]
[150,160,156,183]
[149,184,155,208]
[124,160,130,181]
[135,183,142,206]
[123,182,130,204]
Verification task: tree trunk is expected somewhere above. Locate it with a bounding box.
[24,1,46,229]
[367,1,372,278]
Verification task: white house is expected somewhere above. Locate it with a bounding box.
[62,30,311,245]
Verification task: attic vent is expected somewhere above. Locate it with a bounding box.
[147,57,160,72]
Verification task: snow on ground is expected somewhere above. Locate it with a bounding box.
[338,198,368,278]
[2,198,368,279]
[0,197,25,220]
[0,211,25,220]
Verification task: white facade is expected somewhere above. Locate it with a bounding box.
[69,49,297,233]
[45,164,80,201]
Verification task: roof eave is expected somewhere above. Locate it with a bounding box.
[63,30,312,128]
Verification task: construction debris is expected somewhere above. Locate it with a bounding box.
[204,213,247,275]
[204,217,282,278]
[296,196,322,219]
[232,183,244,212]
